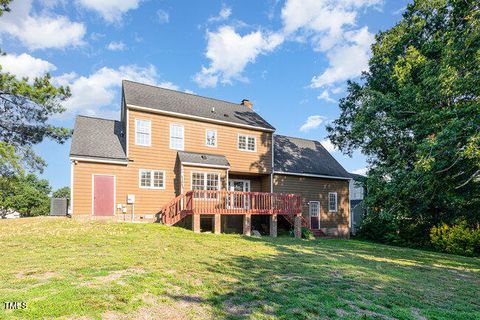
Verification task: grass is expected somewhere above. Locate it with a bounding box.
[0,217,479,320]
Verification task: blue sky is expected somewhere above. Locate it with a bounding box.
[0,0,410,191]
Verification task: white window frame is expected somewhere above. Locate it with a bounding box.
[205,129,217,147]
[135,119,151,146]
[237,134,256,152]
[139,169,166,189]
[309,201,320,217]
[170,123,184,150]
[191,171,220,200]
[328,192,338,212]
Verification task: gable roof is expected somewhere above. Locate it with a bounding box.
[70,116,127,162]
[122,80,275,131]
[274,135,351,179]
[177,151,230,168]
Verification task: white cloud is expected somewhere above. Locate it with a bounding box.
[317,90,335,103]
[106,41,126,51]
[0,0,85,50]
[311,27,374,88]
[320,138,338,152]
[208,5,232,23]
[156,9,170,24]
[299,115,325,132]
[53,65,178,118]
[77,0,141,23]
[194,26,284,87]
[352,167,368,175]
[280,0,380,89]
[0,53,56,79]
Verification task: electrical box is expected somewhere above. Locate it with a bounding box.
[127,194,135,204]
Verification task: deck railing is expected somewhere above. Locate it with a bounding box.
[161,190,302,225]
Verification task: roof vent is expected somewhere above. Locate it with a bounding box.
[224,113,229,117]
[211,107,215,113]
[201,155,207,160]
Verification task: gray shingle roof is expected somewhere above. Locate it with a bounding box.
[274,135,351,178]
[177,151,230,167]
[70,116,127,161]
[123,80,275,131]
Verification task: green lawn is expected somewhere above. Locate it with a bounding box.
[0,218,479,319]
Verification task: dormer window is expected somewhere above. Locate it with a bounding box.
[206,129,217,147]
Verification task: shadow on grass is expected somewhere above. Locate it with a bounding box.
[193,236,480,319]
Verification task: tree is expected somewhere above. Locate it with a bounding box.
[53,186,70,199]
[0,1,71,173]
[327,0,480,245]
[0,174,52,217]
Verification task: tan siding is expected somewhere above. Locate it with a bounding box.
[73,107,273,216]
[273,174,349,229]
[128,109,272,175]
[72,161,171,215]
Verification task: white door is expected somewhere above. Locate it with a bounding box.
[228,180,250,208]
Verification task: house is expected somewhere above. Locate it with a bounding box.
[69,80,351,237]
[349,173,366,234]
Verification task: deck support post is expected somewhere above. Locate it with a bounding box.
[294,215,302,239]
[270,214,277,237]
[193,214,201,233]
[214,214,221,234]
[243,214,251,236]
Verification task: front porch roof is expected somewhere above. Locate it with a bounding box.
[178,151,230,168]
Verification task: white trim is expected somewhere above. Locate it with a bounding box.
[205,128,217,147]
[126,108,129,157]
[92,174,116,216]
[328,192,338,212]
[70,161,74,215]
[309,201,320,229]
[138,169,166,190]
[273,171,352,180]
[70,156,128,165]
[127,103,275,132]
[135,118,151,147]
[181,162,230,169]
[191,171,221,200]
[169,123,185,150]
[271,134,274,192]
[237,133,257,152]
[228,179,251,192]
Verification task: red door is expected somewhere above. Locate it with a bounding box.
[93,175,115,216]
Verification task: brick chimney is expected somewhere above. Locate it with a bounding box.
[241,99,253,109]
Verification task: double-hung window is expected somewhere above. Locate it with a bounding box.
[238,134,256,151]
[205,129,217,147]
[192,172,219,199]
[328,192,338,212]
[135,119,151,146]
[170,124,184,150]
[139,170,165,189]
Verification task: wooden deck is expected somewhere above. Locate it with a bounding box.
[161,190,302,226]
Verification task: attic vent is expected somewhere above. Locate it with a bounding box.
[201,155,207,160]
[224,113,229,117]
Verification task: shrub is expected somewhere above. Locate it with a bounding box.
[301,227,315,240]
[430,221,480,257]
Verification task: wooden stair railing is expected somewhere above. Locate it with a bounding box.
[160,191,194,226]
